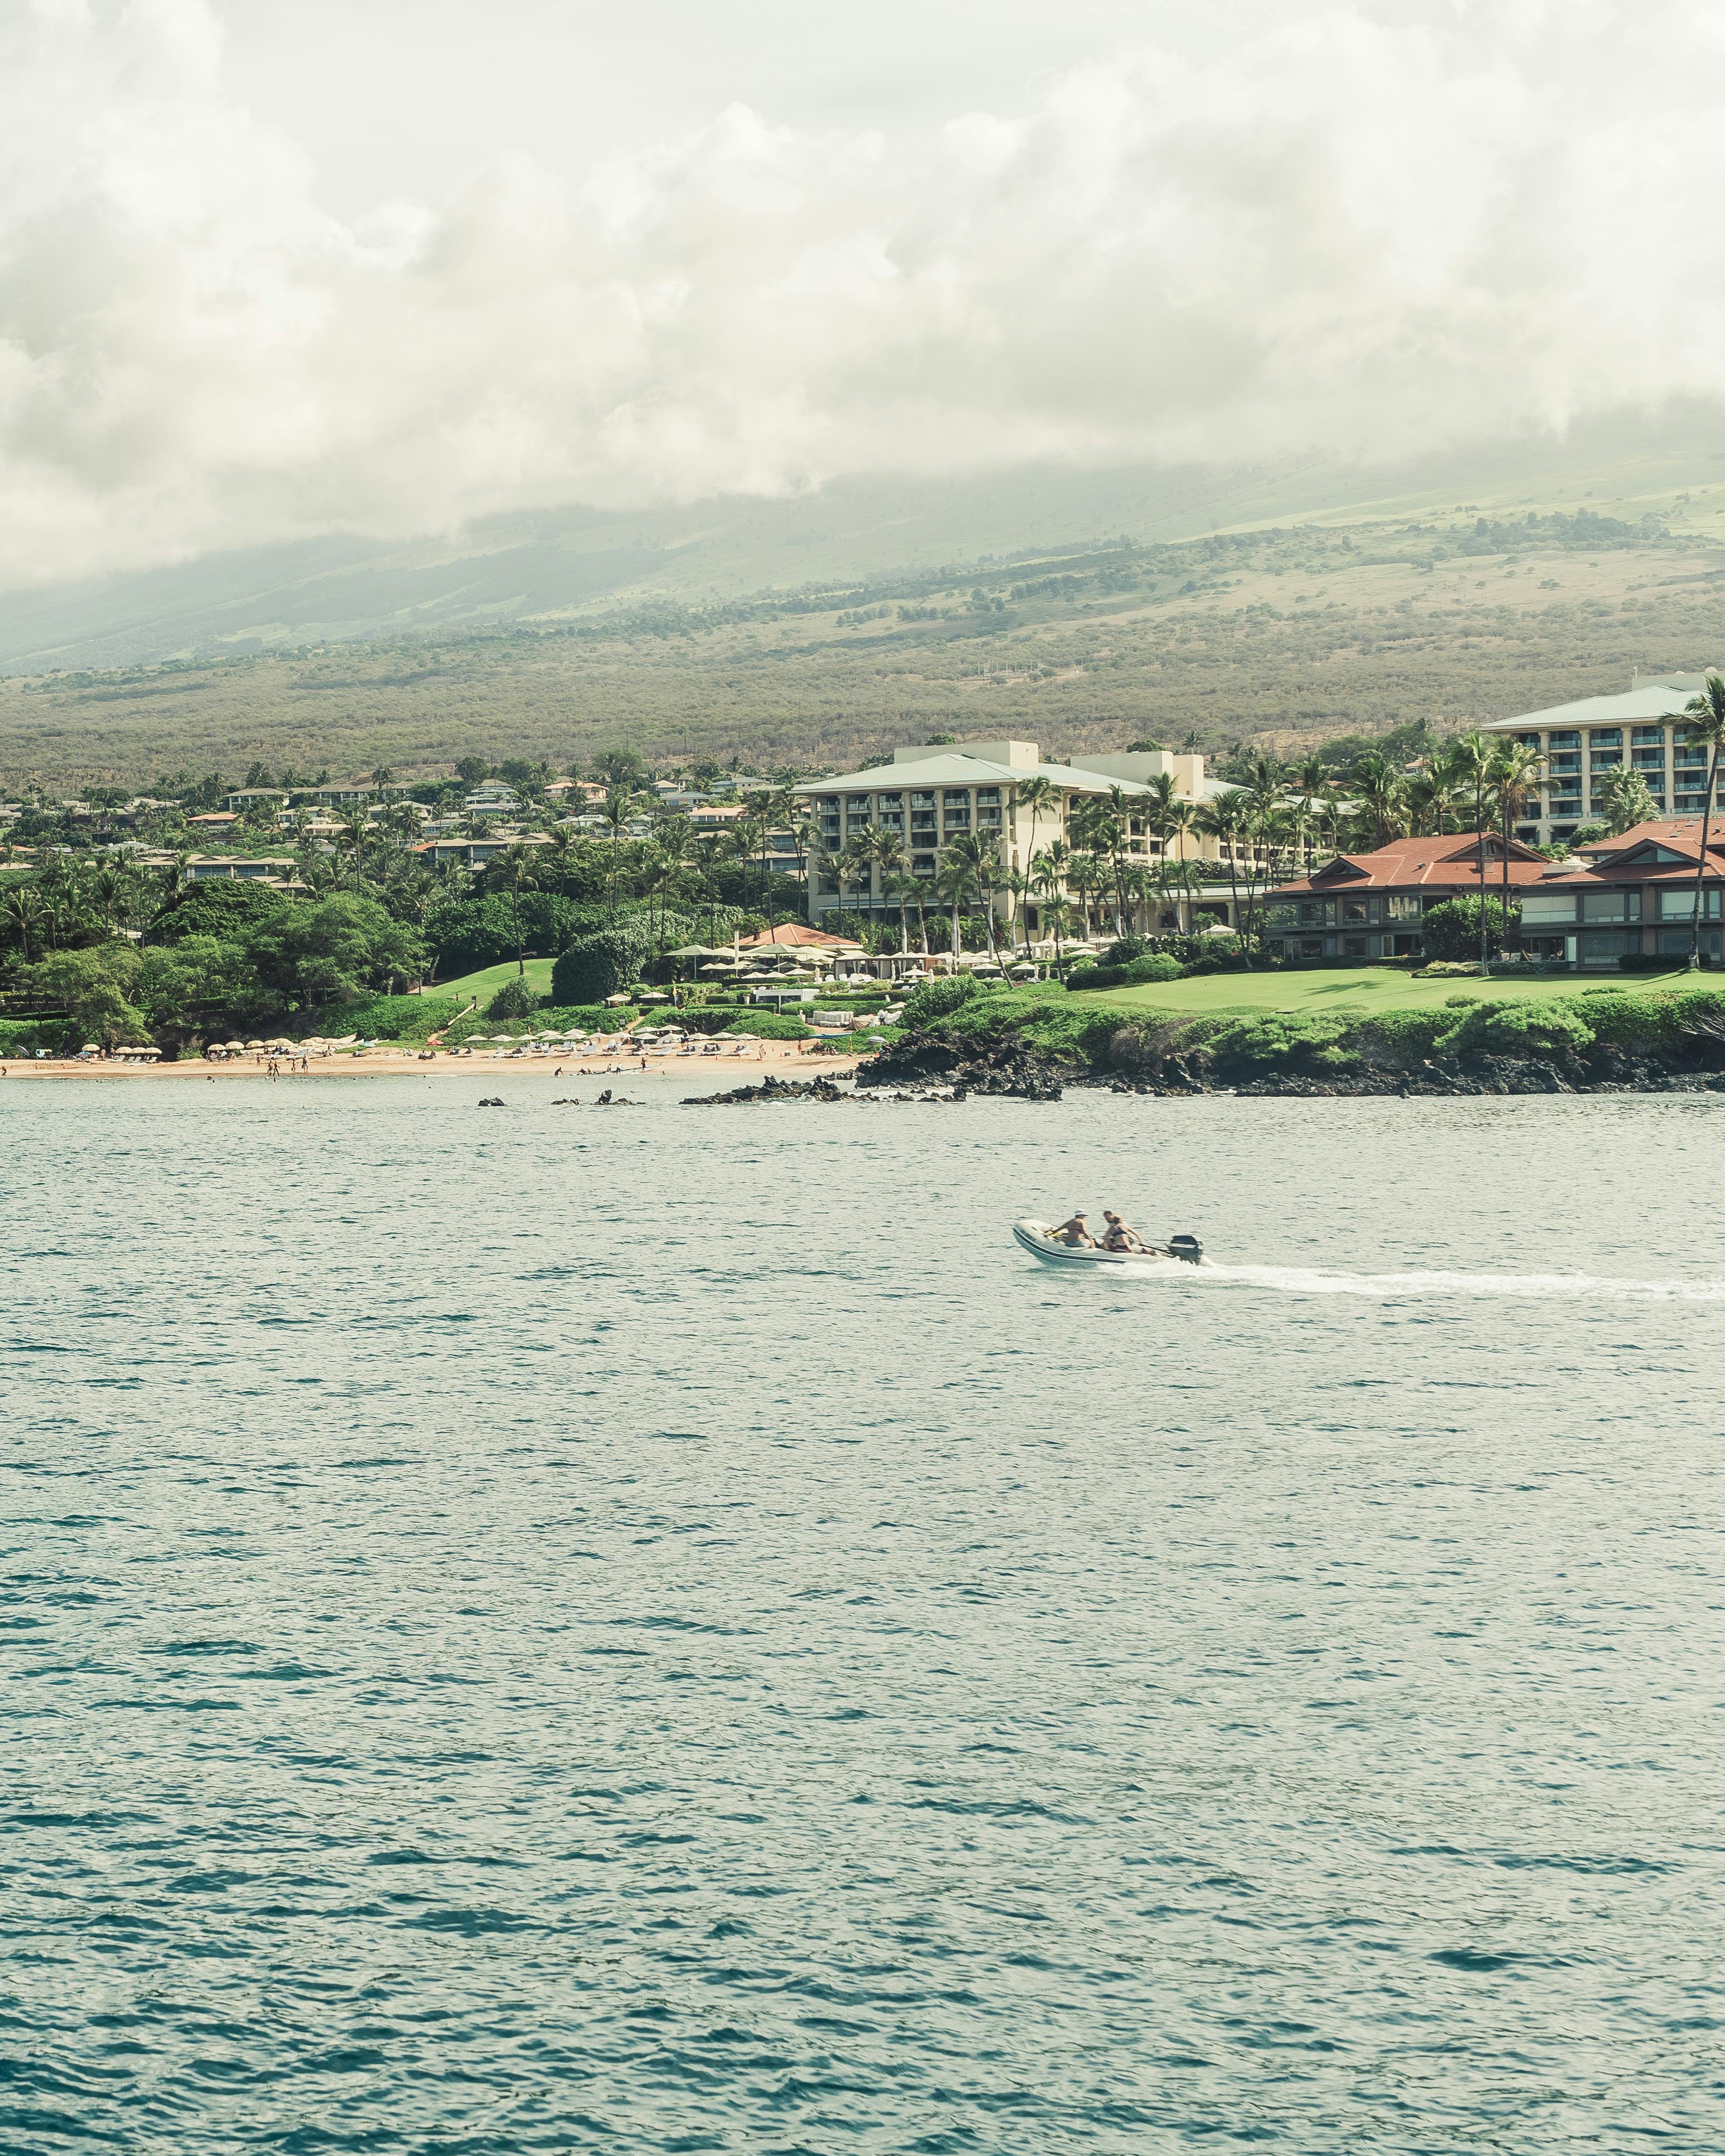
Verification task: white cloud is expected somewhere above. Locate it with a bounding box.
[2,0,1724,585]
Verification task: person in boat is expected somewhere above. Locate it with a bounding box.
[1051,1211,1094,1247]
[1101,1210,1148,1253]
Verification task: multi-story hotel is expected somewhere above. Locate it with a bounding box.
[1482,671,1722,846]
[792,738,1224,930]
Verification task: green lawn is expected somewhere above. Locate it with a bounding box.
[423,958,557,1007]
[1075,966,1698,1019]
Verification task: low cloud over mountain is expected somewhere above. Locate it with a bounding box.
[4,0,1724,589]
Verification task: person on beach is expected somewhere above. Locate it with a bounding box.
[1052,1211,1093,1247]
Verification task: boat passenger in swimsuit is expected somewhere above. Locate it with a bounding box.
[1052,1212,1094,1247]
[1101,1211,1147,1253]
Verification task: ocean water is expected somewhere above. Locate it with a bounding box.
[4,1074,1723,2153]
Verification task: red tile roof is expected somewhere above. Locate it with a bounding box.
[1272,835,1553,897]
[740,923,864,950]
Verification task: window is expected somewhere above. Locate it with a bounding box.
[1589,729,1623,747]
[1341,897,1375,924]
[1632,748,1666,769]
[879,810,903,830]
[1548,730,1581,748]
[1515,731,1541,748]
[1631,726,1667,745]
[942,789,971,805]
[1674,745,1709,768]
[910,810,936,831]
[1521,895,1576,924]
[1548,752,1581,772]
[877,792,903,807]
[910,791,936,809]
[1386,893,1421,920]
[846,794,871,811]
[975,787,1000,804]
[1590,750,1622,769]
[912,854,936,876]
[1659,925,1723,955]
[1581,891,1639,923]
[1660,887,1721,920]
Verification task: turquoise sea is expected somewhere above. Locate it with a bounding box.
[4,1074,1723,2151]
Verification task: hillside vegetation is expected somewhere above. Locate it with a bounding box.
[9,420,1725,786]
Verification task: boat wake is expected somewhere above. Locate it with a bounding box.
[1122,1262,1725,1302]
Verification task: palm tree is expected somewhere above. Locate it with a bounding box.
[788,815,818,901]
[330,816,368,890]
[1590,765,1658,838]
[946,831,1004,963]
[827,834,871,930]
[881,869,921,954]
[1014,773,1057,891]
[1350,751,1405,850]
[1447,731,1496,971]
[1682,674,1725,969]
[1039,895,1078,974]
[1196,789,1251,958]
[601,785,638,921]
[934,854,976,962]
[4,884,43,963]
[1489,739,1547,959]
[1291,751,1328,868]
[1066,851,1106,943]
[494,842,536,976]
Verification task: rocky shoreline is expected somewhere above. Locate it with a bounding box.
[683,1017,1725,1106]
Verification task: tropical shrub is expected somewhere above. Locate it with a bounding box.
[551,919,663,1004]
[1068,952,1186,990]
[902,975,979,1027]
[251,893,426,1007]
[1102,937,1148,965]
[485,977,541,1020]
[723,1010,814,1039]
[334,993,460,1042]
[1436,998,1593,1060]
[1201,1012,1362,1077]
[1420,896,1516,961]
[426,893,606,973]
[149,879,292,944]
[18,945,148,1048]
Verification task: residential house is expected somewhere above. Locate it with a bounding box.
[415,833,553,874]
[184,855,302,886]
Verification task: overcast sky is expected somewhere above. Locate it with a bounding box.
[2,0,1721,588]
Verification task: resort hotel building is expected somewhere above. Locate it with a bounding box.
[793,739,1230,934]
[1264,821,1725,967]
[1482,671,1723,847]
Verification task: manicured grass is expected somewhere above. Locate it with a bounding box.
[1075,965,1698,1019]
[423,958,557,1006]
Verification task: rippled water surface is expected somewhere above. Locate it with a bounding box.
[4,1075,1724,2152]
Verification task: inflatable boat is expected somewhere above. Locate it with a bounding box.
[1013,1218,1206,1270]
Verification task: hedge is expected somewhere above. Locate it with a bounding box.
[722,1010,815,1040]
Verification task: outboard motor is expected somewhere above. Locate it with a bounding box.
[1167,1234,1204,1266]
